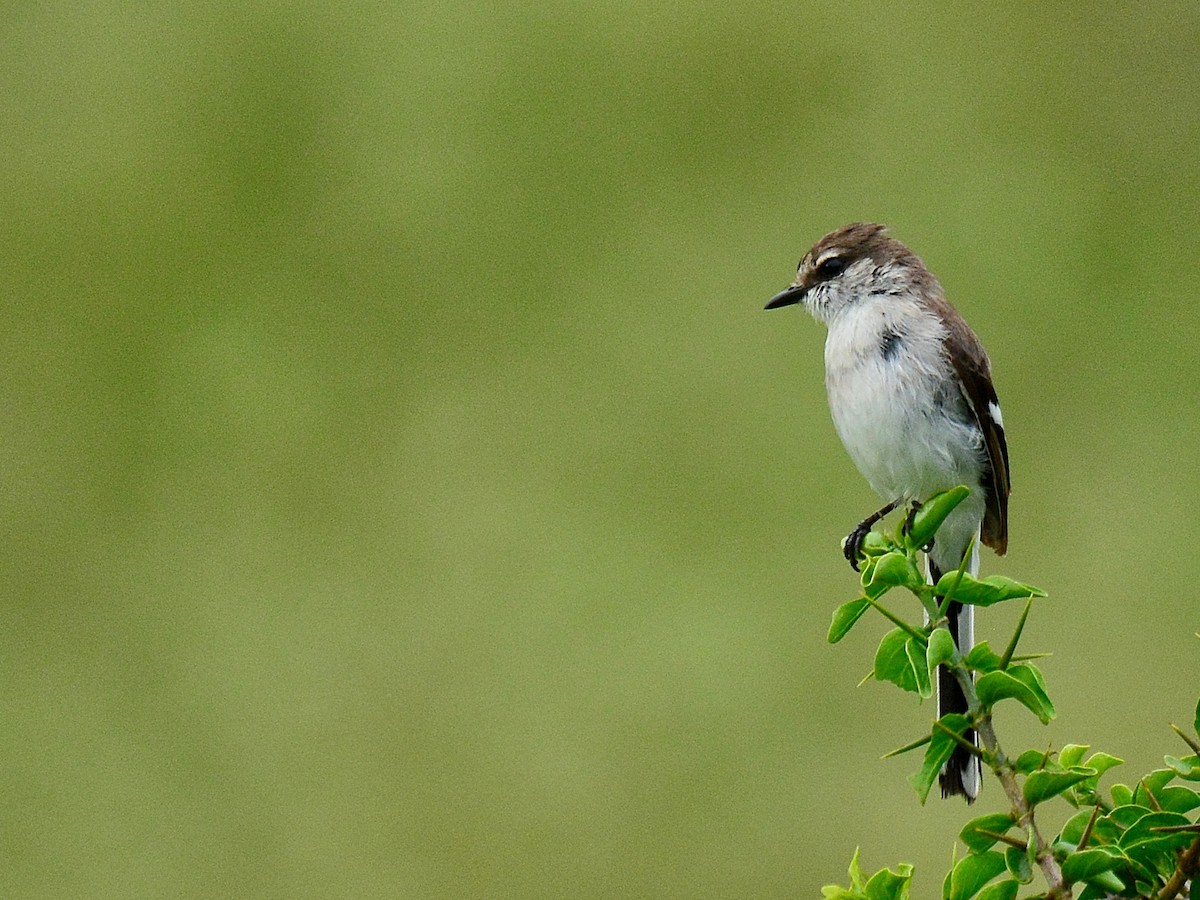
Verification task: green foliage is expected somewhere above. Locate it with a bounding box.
[975,666,1054,724]
[816,488,1200,900]
[865,552,923,597]
[927,627,958,670]
[829,598,872,643]
[973,880,1019,900]
[945,851,1007,900]
[1165,755,1200,781]
[960,813,1016,853]
[909,713,973,805]
[1111,783,1135,806]
[932,572,1046,607]
[821,849,914,900]
[1004,844,1033,884]
[903,485,970,551]
[1022,768,1094,806]
[874,628,921,694]
[963,642,1005,672]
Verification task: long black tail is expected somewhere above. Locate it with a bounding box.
[930,560,980,802]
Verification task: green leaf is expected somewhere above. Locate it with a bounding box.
[973,880,1017,900]
[1121,811,1192,877]
[933,572,1046,607]
[1084,871,1127,894]
[1061,848,1120,884]
[1108,804,1153,828]
[1139,768,1176,796]
[1003,845,1032,884]
[1165,754,1200,780]
[1110,783,1134,806]
[927,627,958,670]
[860,530,891,557]
[909,713,971,804]
[1059,744,1088,768]
[865,552,921,597]
[947,851,1007,900]
[963,642,1003,673]
[858,557,878,590]
[905,486,971,551]
[1157,784,1200,813]
[1004,664,1056,720]
[960,813,1016,852]
[1024,839,1039,886]
[848,846,867,891]
[975,668,1054,723]
[820,887,858,900]
[906,637,932,699]
[1119,811,1192,852]
[874,628,919,693]
[1130,769,1177,811]
[1023,767,1095,806]
[825,852,913,900]
[829,598,872,644]
[1080,752,1123,784]
[1058,807,1095,844]
[1087,812,1123,845]
[1013,749,1049,774]
[864,863,914,900]
[1194,696,1199,737]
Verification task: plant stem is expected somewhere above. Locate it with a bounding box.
[865,597,928,644]
[952,666,1069,897]
[1153,833,1200,900]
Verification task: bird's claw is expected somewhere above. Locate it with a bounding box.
[843,522,871,572]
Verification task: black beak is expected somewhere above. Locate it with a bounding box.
[765,284,805,310]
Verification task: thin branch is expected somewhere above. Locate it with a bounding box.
[1152,833,1200,900]
[1170,723,1200,756]
[953,665,1068,896]
[1151,823,1200,835]
[881,733,931,759]
[1077,803,1101,850]
[1141,777,1163,812]
[1036,745,1054,771]
[936,533,976,619]
[864,597,928,644]
[934,719,985,758]
[999,596,1033,670]
[974,827,1028,850]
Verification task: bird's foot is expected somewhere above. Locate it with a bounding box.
[842,521,872,572]
[843,499,904,572]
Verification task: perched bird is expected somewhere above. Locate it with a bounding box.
[766,223,1010,801]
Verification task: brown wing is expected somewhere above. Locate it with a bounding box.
[935,299,1010,555]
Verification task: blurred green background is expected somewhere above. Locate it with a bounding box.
[4,1,1199,896]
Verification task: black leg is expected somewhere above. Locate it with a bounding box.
[843,498,903,571]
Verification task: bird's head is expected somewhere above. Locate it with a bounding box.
[765,223,935,324]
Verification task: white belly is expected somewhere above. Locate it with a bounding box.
[827,357,982,500]
[822,300,986,566]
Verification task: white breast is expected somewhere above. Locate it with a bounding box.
[822,296,985,511]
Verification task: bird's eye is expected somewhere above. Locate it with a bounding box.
[816,256,846,278]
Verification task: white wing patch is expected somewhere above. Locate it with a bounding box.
[987,401,1004,429]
